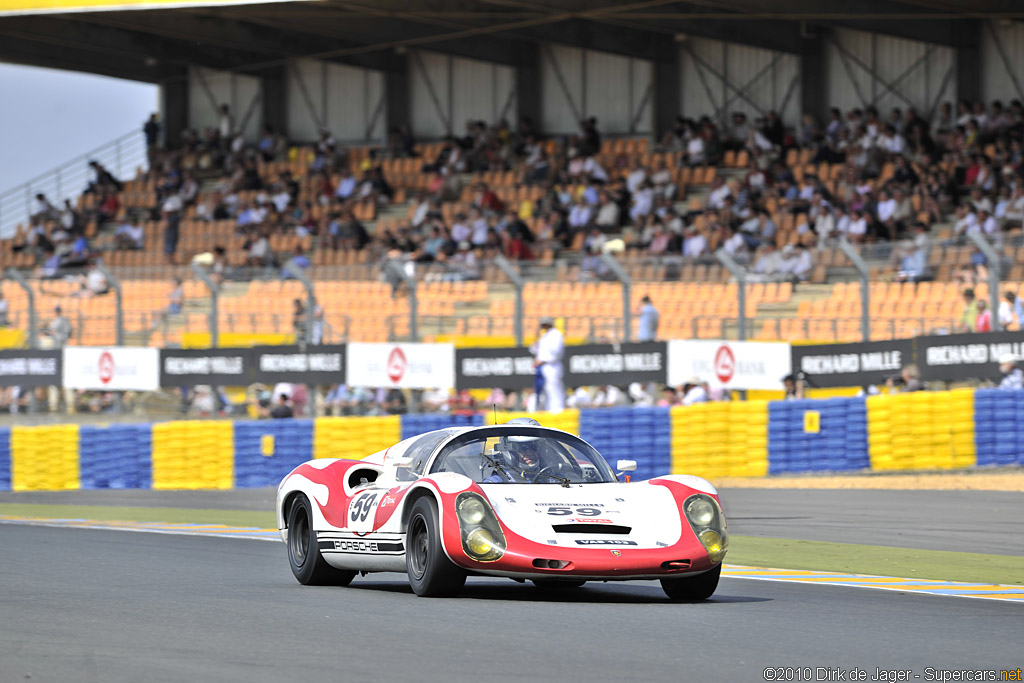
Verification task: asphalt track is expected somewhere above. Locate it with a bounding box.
[4,486,1023,554]
[1,524,1019,683]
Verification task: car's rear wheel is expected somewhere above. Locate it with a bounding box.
[660,564,721,601]
[406,497,466,597]
[286,494,356,586]
[532,579,586,589]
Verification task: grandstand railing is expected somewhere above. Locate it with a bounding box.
[0,128,148,239]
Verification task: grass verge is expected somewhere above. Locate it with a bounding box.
[2,503,1022,585]
[727,535,1024,585]
[0,503,276,529]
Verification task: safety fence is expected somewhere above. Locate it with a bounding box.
[1,387,1020,492]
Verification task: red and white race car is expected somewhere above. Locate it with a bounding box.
[277,418,728,600]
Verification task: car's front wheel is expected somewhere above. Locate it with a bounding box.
[286,494,356,586]
[660,564,721,601]
[406,497,466,597]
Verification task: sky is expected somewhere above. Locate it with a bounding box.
[0,63,158,193]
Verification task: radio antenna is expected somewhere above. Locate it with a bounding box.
[492,403,498,425]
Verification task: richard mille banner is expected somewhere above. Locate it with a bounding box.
[455,346,535,390]
[159,348,253,386]
[252,345,346,385]
[0,349,61,387]
[916,331,1024,382]
[791,339,914,389]
[564,342,667,387]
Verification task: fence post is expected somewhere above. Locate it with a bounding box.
[493,255,525,346]
[838,237,871,342]
[966,231,1003,332]
[599,253,632,342]
[5,268,38,349]
[384,259,418,341]
[95,261,124,346]
[715,249,747,340]
[283,258,317,347]
[191,261,219,348]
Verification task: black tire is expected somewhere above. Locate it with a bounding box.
[660,564,721,601]
[406,497,466,597]
[286,494,356,586]
[532,579,586,589]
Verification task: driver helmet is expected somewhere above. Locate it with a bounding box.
[502,417,543,472]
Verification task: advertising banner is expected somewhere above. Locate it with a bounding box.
[564,342,668,387]
[252,345,346,385]
[455,346,535,390]
[667,340,791,390]
[916,331,1024,382]
[159,348,253,386]
[346,343,454,389]
[791,339,915,388]
[62,347,160,391]
[0,349,62,387]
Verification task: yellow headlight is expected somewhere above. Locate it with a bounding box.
[466,528,495,556]
[458,497,486,526]
[699,529,727,564]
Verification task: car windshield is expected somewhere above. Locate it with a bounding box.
[429,427,617,484]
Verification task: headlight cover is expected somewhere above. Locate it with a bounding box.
[683,493,728,564]
[455,492,506,562]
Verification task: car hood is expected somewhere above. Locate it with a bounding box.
[479,481,684,550]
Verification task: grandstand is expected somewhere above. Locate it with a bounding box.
[3,0,1024,357]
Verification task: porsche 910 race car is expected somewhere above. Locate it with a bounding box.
[277,418,728,600]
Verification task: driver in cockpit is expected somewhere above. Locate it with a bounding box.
[483,433,545,483]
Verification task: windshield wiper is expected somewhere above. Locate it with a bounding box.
[481,450,513,482]
[537,471,572,488]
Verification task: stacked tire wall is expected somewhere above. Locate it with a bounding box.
[0,388,1017,491]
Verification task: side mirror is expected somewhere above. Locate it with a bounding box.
[616,459,637,473]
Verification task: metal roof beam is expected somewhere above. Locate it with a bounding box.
[0,33,162,82]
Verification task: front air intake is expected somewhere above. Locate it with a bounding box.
[552,524,632,535]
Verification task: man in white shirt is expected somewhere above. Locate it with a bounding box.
[115,220,144,250]
[626,161,647,194]
[706,178,732,210]
[532,318,565,414]
[976,209,999,237]
[335,169,357,200]
[683,226,707,260]
[568,196,593,230]
[595,192,620,230]
[582,156,608,183]
[722,227,749,263]
[953,205,978,238]
[680,377,708,406]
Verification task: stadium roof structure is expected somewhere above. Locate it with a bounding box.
[1,0,1022,85]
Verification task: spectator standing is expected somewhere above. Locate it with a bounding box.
[270,393,294,419]
[999,291,1017,330]
[958,288,979,332]
[162,192,183,264]
[44,306,72,347]
[782,373,804,400]
[998,354,1024,390]
[144,113,160,163]
[975,298,992,332]
[680,377,708,406]
[636,295,660,342]
[531,317,565,413]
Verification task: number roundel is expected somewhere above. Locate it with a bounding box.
[350,493,378,523]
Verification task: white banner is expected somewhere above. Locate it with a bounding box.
[346,343,455,389]
[667,340,791,390]
[62,347,160,391]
